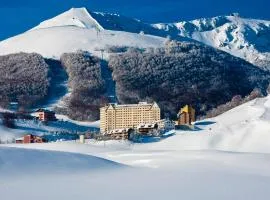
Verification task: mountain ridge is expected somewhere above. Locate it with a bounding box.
[153,13,270,70]
[0,8,269,70]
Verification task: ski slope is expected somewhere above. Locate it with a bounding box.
[0,8,165,59]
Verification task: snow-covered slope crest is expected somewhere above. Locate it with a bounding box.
[0,147,123,178]
[0,27,165,59]
[31,7,104,31]
[154,14,270,70]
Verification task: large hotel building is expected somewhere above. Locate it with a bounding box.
[100,102,161,133]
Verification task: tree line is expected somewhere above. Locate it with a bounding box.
[108,40,270,118]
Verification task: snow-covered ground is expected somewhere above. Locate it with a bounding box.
[1,96,270,199]
[1,146,270,200]
[0,126,25,142]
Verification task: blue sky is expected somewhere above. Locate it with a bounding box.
[1,0,269,40]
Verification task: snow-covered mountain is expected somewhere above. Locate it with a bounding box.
[0,8,166,59]
[0,8,269,120]
[32,8,177,38]
[153,13,270,70]
[1,8,269,69]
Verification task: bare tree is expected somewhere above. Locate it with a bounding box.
[0,53,50,107]
[1,112,15,128]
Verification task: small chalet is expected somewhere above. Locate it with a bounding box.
[177,105,196,125]
[137,123,158,134]
[15,134,47,144]
[36,109,56,122]
[103,128,132,140]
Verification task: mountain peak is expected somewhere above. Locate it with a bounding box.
[229,12,240,17]
[31,7,104,31]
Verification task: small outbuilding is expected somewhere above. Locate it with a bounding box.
[155,119,175,131]
[79,135,85,144]
[36,109,56,122]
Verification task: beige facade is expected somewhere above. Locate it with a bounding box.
[100,102,160,133]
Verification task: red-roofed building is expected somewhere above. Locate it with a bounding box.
[15,134,47,144]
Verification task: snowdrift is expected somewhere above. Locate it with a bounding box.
[0,147,123,177]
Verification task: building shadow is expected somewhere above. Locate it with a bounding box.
[194,121,216,126]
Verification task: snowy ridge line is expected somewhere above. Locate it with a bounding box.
[31,7,104,31]
[82,7,104,31]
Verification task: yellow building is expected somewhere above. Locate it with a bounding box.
[177,105,195,125]
[100,102,160,133]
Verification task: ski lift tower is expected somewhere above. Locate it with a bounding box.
[100,49,105,60]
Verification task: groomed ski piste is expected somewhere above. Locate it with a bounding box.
[1,95,270,200]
